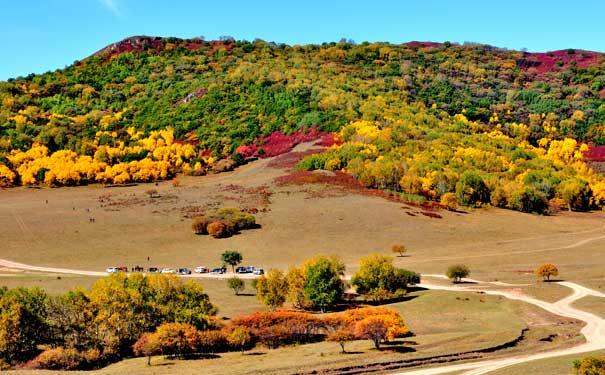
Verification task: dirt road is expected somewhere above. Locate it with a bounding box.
[0,258,258,279]
[392,280,605,375]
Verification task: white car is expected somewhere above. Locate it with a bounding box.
[160,268,176,274]
[195,266,209,273]
[106,267,119,273]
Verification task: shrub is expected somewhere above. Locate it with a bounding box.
[227,277,245,295]
[226,326,254,352]
[207,221,227,238]
[440,192,458,210]
[198,330,229,353]
[446,264,470,283]
[191,217,210,234]
[25,347,85,370]
[573,356,605,375]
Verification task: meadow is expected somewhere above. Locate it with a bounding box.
[1,144,604,373]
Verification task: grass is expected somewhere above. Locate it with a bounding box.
[488,349,605,375]
[573,296,605,319]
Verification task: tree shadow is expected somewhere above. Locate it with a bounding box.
[453,280,478,285]
[543,279,565,283]
[379,345,416,353]
[236,293,257,297]
[342,351,364,354]
[245,352,266,356]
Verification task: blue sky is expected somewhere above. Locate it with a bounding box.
[1,0,604,80]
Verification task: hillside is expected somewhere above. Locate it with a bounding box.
[1,36,605,213]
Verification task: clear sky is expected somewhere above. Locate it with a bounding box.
[1,0,604,80]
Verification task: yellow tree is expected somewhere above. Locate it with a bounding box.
[536,263,558,281]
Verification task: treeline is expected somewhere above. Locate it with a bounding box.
[0,268,411,370]
[298,106,605,213]
[2,37,605,187]
[0,273,216,369]
[255,254,420,311]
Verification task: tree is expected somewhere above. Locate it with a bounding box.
[0,287,49,363]
[255,269,288,310]
[391,244,406,257]
[446,264,470,283]
[355,316,389,349]
[327,328,355,353]
[351,254,419,301]
[285,266,310,309]
[536,263,559,281]
[573,356,605,375]
[221,250,243,273]
[227,277,245,295]
[133,334,161,366]
[303,256,345,312]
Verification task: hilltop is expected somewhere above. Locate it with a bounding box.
[1,36,605,213]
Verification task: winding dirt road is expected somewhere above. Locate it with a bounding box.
[392,280,605,375]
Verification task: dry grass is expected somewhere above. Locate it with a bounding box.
[573,296,605,319]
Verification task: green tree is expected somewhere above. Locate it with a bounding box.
[303,256,345,312]
[227,277,245,295]
[557,178,591,212]
[256,269,288,310]
[221,250,243,273]
[455,171,490,206]
[446,264,470,283]
[351,254,419,301]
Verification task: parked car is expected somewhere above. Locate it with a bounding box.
[236,266,255,274]
[106,267,119,273]
[210,267,226,274]
[178,268,192,275]
[253,268,265,275]
[147,267,159,273]
[195,266,209,273]
[161,268,176,274]
[118,266,128,272]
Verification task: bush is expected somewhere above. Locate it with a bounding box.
[227,277,245,295]
[191,208,256,238]
[207,221,227,238]
[191,217,210,234]
[25,347,85,370]
[198,330,229,353]
[573,356,605,375]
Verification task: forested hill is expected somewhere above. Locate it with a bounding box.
[1,36,605,213]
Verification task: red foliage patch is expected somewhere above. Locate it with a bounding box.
[517,49,603,74]
[584,145,605,161]
[237,129,335,160]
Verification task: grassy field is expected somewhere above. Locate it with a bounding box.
[488,349,605,375]
[573,296,605,319]
[2,150,605,299]
[1,145,604,373]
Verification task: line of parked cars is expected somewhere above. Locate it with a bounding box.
[105,265,264,275]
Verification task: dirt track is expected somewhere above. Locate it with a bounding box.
[392,280,605,375]
[0,258,258,279]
